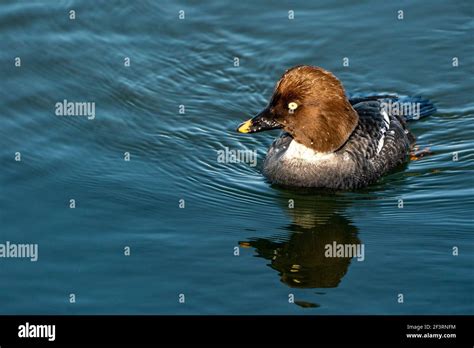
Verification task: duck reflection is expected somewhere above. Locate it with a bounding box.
[240,192,361,289]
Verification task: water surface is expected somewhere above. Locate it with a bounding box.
[0,0,473,314]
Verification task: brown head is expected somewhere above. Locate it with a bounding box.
[237,65,359,153]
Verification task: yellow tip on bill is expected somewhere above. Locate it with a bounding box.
[237,119,252,133]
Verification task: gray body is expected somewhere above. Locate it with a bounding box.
[263,101,414,189]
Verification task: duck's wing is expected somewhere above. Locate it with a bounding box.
[348,93,436,121]
[343,101,413,169]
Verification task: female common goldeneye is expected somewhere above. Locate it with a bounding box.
[237,65,436,189]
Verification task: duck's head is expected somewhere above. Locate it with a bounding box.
[237,65,359,153]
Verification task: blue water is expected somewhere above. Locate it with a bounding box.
[1,0,473,314]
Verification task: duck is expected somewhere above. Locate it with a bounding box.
[236,65,436,189]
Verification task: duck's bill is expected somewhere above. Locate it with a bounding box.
[236,109,282,133]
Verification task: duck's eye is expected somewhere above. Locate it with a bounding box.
[288,102,298,111]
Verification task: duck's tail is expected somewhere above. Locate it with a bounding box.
[348,93,437,121]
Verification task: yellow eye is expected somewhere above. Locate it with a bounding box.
[288,102,298,111]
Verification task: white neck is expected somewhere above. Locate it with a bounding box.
[284,140,335,162]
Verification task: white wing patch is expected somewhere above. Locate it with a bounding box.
[376,135,385,154]
[382,109,390,127]
[377,109,391,154]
